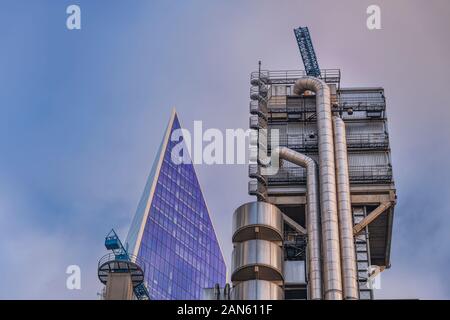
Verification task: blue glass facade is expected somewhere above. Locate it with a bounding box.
[126,111,226,300]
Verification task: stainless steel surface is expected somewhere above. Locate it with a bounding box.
[284,260,306,284]
[232,280,284,300]
[293,77,342,300]
[231,239,283,282]
[249,70,397,300]
[333,116,358,300]
[271,146,322,299]
[233,202,283,243]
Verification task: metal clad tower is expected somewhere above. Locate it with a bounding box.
[239,29,396,299]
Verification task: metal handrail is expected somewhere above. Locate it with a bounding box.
[98,253,146,273]
[338,95,385,107]
[267,165,392,184]
[265,133,389,151]
[266,101,385,114]
[250,69,341,85]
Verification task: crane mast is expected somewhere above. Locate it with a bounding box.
[100,229,150,300]
[294,26,321,77]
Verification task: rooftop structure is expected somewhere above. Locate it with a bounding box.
[239,66,396,300]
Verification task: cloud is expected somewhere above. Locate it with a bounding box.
[1,0,450,299]
[0,182,105,299]
[376,262,449,300]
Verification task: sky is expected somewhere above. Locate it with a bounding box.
[0,0,450,299]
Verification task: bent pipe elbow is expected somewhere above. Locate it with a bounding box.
[271,146,322,300]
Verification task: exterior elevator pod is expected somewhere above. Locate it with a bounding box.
[231,202,284,299]
[232,280,284,300]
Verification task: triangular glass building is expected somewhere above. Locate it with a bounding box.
[126,110,226,300]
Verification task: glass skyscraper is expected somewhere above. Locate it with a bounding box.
[125,110,226,300]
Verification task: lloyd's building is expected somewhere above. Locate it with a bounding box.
[125,110,226,299]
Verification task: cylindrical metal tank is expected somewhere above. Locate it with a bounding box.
[232,239,283,282]
[233,201,283,243]
[231,201,284,299]
[232,280,284,300]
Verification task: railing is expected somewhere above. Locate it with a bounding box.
[266,100,385,114]
[338,95,385,110]
[346,133,389,149]
[266,133,389,151]
[263,91,385,117]
[267,135,318,152]
[267,167,307,185]
[249,100,268,114]
[250,69,341,85]
[98,253,150,300]
[349,165,393,183]
[250,85,268,100]
[267,165,392,185]
[98,253,146,273]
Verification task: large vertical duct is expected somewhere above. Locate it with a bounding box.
[293,77,343,300]
[333,117,358,299]
[272,147,322,300]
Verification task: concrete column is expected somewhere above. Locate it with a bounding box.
[105,273,134,300]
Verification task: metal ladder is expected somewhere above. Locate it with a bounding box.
[353,207,374,300]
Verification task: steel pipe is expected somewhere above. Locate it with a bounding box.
[333,116,358,300]
[293,77,343,300]
[271,147,322,300]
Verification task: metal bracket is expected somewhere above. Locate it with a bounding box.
[283,213,307,235]
[353,202,392,236]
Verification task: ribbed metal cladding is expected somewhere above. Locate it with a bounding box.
[231,202,284,300]
[272,147,322,300]
[294,77,343,300]
[333,117,359,299]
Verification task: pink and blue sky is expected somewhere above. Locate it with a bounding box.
[1,0,450,299]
